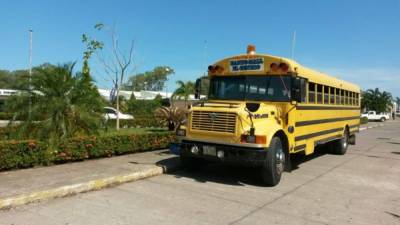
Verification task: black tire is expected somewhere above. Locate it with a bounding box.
[380,117,386,122]
[332,128,349,155]
[261,137,285,186]
[180,155,203,171]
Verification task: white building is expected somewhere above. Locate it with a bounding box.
[98,89,174,101]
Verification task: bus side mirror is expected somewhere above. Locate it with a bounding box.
[195,78,201,99]
[291,76,306,103]
[291,77,302,102]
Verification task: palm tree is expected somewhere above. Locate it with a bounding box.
[154,106,187,131]
[6,63,104,143]
[172,80,195,106]
[361,88,393,113]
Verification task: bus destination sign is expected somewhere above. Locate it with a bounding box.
[230,58,264,72]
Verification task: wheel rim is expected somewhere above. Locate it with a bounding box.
[275,147,285,175]
[343,132,348,148]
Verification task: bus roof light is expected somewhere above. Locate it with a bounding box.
[215,65,224,73]
[247,44,256,55]
[270,63,279,72]
[279,63,289,72]
[208,65,216,73]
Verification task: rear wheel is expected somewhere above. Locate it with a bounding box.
[332,128,349,155]
[261,137,285,186]
[380,117,386,122]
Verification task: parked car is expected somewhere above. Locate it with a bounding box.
[103,107,134,120]
[361,111,390,122]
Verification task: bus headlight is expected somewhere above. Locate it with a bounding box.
[191,145,199,154]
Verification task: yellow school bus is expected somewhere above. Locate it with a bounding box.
[176,45,360,186]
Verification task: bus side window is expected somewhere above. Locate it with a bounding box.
[350,92,354,105]
[340,90,345,105]
[346,91,349,105]
[336,88,340,105]
[324,86,329,104]
[308,82,315,103]
[299,78,307,102]
[330,87,335,104]
[356,93,359,106]
[317,84,323,104]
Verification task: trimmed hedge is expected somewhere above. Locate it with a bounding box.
[0,132,175,171]
[106,115,162,128]
[0,140,50,170]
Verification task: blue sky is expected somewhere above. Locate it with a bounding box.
[0,0,399,97]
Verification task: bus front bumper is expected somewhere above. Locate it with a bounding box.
[180,140,267,166]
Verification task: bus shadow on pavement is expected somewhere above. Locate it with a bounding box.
[170,163,265,186]
[290,144,331,171]
[159,145,331,187]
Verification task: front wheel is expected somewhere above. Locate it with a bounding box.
[332,129,349,155]
[261,137,285,186]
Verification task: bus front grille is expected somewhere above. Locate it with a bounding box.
[191,111,236,133]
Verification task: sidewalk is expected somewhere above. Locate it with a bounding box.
[0,150,180,210]
[359,121,385,131]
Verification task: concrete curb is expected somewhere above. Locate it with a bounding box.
[359,123,384,132]
[0,163,179,210]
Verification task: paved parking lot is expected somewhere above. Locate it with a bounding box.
[1,121,399,225]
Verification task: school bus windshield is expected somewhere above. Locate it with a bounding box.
[208,75,291,101]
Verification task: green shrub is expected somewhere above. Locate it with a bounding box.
[0,123,45,141]
[127,99,162,116]
[0,112,13,120]
[360,117,368,124]
[0,140,50,170]
[54,132,174,163]
[0,126,15,140]
[105,115,162,128]
[0,132,175,170]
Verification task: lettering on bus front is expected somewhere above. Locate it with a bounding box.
[230,58,264,72]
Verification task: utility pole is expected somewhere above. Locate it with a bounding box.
[28,29,33,117]
[291,30,296,60]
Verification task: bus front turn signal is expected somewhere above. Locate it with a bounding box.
[241,134,267,144]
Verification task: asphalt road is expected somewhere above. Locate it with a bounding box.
[1,121,400,225]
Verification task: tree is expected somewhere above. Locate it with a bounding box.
[361,88,393,113]
[0,69,30,90]
[5,63,105,143]
[94,23,134,130]
[111,95,128,113]
[172,80,195,106]
[396,97,400,111]
[125,66,174,91]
